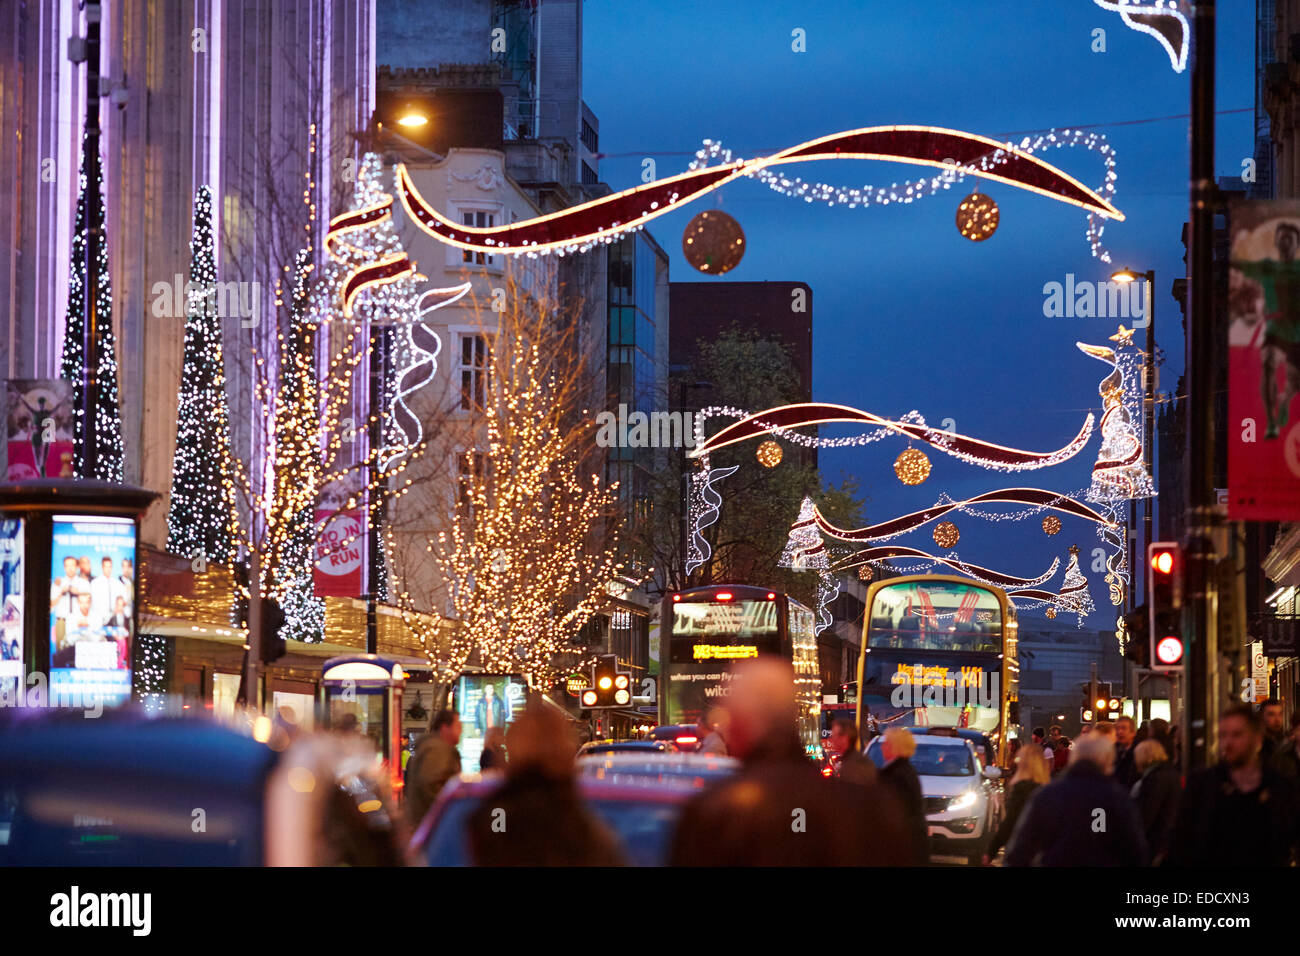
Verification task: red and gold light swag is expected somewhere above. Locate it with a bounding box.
[395,125,1124,258]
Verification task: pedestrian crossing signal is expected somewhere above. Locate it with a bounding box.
[1147,543,1184,671]
[586,655,631,708]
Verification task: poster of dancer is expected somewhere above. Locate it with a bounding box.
[1228,200,1300,521]
[4,379,75,481]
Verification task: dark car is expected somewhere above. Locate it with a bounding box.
[0,709,406,866]
[413,755,739,865]
[576,740,672,757]
[651,723,704,752]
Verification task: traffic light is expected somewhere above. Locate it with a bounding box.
[582,654,631,708]
[1122,605,1150,667]
[260,596,286,664]
[1147,542,1184,671]
[1080,684,1095,724]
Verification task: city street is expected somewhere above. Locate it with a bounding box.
[0,0,1298,936]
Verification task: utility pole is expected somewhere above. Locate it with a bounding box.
[1184,0,1218,774]
[366,326,389,655]
[244,549,263,712]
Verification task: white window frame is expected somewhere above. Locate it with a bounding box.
[449,327,489,413]
[447,200,505,271]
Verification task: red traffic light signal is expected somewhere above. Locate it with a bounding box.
[1147,542,1184,672]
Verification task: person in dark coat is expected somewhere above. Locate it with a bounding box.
[405,709,462,831]
[984,739,1051,864]
[1004,733,1149,866]
[877,727,929,865]
[468,704,624,866]
[670,659,913,867]
[1112,716,1139,789]
[1270,712,1300,783]
[827,717,876,787]
[1260,698,1287,764]
[1130,738,1180,865]
[1166,704,1299,867]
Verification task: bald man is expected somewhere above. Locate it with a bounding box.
[669,658,914,866]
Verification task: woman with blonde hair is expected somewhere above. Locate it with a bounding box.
[1131,738,1180,864]
[982,739,1051,864]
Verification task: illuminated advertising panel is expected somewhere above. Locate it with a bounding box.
[49,515,136,707]
[0,518,22,696]
[456,673,528,770]
[666,598,780,726]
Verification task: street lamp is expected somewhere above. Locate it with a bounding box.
[396,108,429,129]
[1110,266,1157,618]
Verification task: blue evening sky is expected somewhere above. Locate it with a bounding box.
[583,0,1255,626]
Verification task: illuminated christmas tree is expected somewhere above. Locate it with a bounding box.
[166,186,236,565]
[60,134,125,481]
[778,497,830,571]
[1054,544,1096,625]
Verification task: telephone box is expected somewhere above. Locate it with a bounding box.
[321,654,407,793]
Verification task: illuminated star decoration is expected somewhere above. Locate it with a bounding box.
[397,125,1124,261]
[1109,324,1136,347]
[1093,0,1189,73]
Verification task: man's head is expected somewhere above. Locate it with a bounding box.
[432,709,462,746]
[1115,716,1135,746]
[78,556,92,577]
[76,592,92,615]
[1048,725,1062,741]
[101,556,113,576]
[723,658,798,760]
[1261,698,1284,736]
[121,558,133,577]
[1092,721,1115,742]
[1218,704,1263,768]
[62,556,77,578]
[482,683,495,701]
[828,718,858,757]
[1031,726,1046,745]
[1069,732,1115,773]
[1276,222,1300,261]
[881,727,916,764]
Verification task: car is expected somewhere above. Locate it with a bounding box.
[909,726,998,768]
[0,708,407,866]
[866,732,1002,865]
[412,754,739,865]
[651,723,704,751]
[576,739,672,757]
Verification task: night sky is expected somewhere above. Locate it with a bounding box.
[583,0,1255,627]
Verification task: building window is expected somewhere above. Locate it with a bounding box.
[582,161,598,186]
[581,118,598,153]
[461,210,496,266]
[457,333,488,411]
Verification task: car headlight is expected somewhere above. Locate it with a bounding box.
[947,790,978,812]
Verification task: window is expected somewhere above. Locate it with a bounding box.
[457,334,488,411]
[582,161,598,186]
[460,209,497,266]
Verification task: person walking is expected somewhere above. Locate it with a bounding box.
[1270,712,1300,783]
[670,659,913,866]
[1130,738,1180,865]
[1260,698,1287,763]
[1112,716,1139,788]
[1166,704,1300,867]
[1004,734,1148,866]
[404,709,463,831]
[1051,735,1071,775]
[698,707,729,756]
[983,742,1051,864]
[827,717,876,786]
[877,727,929,865]
[467,704,624,866]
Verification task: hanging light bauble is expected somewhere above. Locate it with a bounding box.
[1042,515,1061,536]
[756,440,783,468]
[933,521,960,549]
[894,447,931,485]
[956,191,998,241]
[682,209,745,274]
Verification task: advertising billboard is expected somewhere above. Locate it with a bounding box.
[455,672,528,770]
[665,598,780,726]
[4,379,75,480]
[0,518,22,697]
[49,515,136,707]
[314,507,364,597]
[1227,200,1300,520]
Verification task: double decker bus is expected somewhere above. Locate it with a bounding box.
[661,585,821,758]
[855,575,1020,767]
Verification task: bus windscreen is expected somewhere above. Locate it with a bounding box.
[865,579,1003,653]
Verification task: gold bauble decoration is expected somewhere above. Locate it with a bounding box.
[858,565,873,582]
[955,191,998,242]
[1045,607,1058,619]
[756,440,783,468]
[682,209,745,274]
[894,447,931,485]
[1042,515,1061,536]
[933,521,960,549]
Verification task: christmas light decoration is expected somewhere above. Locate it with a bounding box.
[1042,515,1061,536]
[1079,340,1154,501]
[895,448,931,485]
[396,125,1123,261]
[933,521,960,549]
[779,497,830,571]
[1053,545,1096,625]
[832,545,1060,591]
[682,209,745,274]
[1093,0,1189,72]
[955,192,998,241]
[858,565,873,582]
[1045,607,1057,619]
[756,439,783,468]
[60,133,125,481]
[167,186,237,566]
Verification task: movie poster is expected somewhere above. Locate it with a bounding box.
[455,673,528,770]
[1228,200,1300,520]
[4,379,75,480]
[0,518,22,697]
[48,515,136,707]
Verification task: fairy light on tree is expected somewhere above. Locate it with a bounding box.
[167,185,237,566]
[61,134,125,481]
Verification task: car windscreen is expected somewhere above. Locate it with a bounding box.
[424,794,681,866]
[866,741,974,777]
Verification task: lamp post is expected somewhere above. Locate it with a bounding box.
[1112,267,1158,615]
